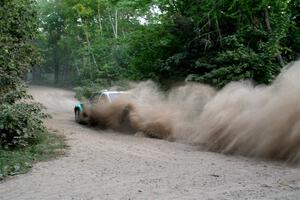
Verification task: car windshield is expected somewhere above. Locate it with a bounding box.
[109,92,137,102]
[109,93,123,101]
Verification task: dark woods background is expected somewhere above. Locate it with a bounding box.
[2,0,300,101]
[32,0,300,92]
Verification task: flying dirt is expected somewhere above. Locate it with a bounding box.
[82,62,300,164]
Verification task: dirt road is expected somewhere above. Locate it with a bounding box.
[0,86,300,200]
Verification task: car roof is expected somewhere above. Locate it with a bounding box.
[91,90,126,95]
[101,91,127,95]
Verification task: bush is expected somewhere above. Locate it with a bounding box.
[0,102,49,148]
[0,0,48,149]
[74,85,104,100]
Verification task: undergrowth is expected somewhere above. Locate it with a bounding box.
[0,131,66,181]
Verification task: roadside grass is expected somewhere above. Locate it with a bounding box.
[0,131,67,181]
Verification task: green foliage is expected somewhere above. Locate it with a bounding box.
[36,0,127,85]
[0,0,49,149]
[36,0,300,91]
[0,132,66,180]
[124,24,181,81]
[145,0,297,87]
[0,103,49,148]
[74,85,103,100]
[117,0,299,87]
[0,0,40,103]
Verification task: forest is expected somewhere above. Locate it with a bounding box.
[33,0,300,92]
[1,0,300,167]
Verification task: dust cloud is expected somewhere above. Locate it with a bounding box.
[83,62,300,163]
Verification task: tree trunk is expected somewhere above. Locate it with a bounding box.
[115,9,118,39]
[264,9,285,67]
[77,14,98,70]
[54,45,59,84]
[97,3,103,37]
[215,16,222,46]
[75,61,81,76]
[109,9,118,39]
[32,66,41,82]
[109,12,116,38]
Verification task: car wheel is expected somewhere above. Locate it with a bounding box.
[75,109,81,123]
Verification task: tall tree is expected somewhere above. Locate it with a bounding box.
[0,0,39,103]
[126,0,299,86]
[0,0,48,148]
[35,0,300,90]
